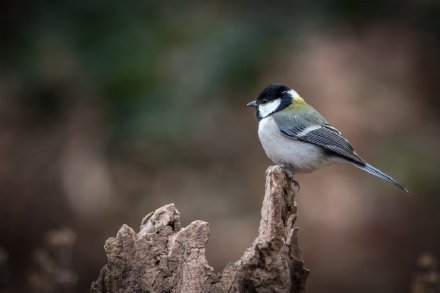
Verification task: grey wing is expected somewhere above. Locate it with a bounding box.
[272,111,321,137]
[273,112,407,191]
[299,125,365,164]
[273,113,365,164]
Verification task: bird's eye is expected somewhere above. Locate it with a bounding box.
[261,99,268,104]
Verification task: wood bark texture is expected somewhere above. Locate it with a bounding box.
[90,165,309,292]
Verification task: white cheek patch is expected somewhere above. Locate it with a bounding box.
[287,89,300,98]
[258,98,282,119]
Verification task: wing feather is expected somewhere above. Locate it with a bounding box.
[299,127,364,164]
[272,111,364,164]
[271,110,407,191]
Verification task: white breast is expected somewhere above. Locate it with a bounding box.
[257,117,331,173]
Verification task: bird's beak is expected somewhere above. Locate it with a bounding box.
[247,100,258,107]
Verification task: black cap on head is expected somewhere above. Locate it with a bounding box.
[256,84,291,104]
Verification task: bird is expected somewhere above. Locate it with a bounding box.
[247,83,408,192]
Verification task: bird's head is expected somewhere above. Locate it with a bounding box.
[247,83,302,120]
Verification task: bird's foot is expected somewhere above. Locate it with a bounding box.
[291,179,300,192]
[279,164,300,192]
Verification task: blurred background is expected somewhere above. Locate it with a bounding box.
[1,1,439,292]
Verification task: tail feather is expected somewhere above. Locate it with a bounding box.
[354,163,408,192]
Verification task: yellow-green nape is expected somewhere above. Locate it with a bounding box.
[287,96,308,111]
[293,95,305,102]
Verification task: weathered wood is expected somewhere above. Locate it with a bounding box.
[91,165,309,292]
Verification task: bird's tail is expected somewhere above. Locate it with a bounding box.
[354,163,408,192]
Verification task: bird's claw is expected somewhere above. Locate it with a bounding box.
[279,164,300,192]
[291,179,300,192]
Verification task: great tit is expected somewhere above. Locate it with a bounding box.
[247,83,408,192]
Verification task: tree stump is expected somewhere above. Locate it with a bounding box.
[90,165,309,292]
